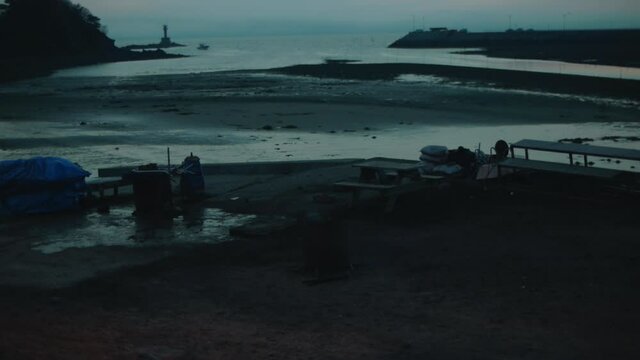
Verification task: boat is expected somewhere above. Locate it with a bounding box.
[197,43,209,50]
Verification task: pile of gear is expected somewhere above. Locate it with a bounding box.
[418,145,486,177]
[0,157,90,215]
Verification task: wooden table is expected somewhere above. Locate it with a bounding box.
[353,158,423,184]
[335,158,438,212]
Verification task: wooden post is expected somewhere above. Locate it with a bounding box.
[569,153,573,165]
[384,195,398,213]
[167,147,171,170]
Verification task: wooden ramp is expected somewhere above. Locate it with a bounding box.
[498,158,624,179]
[511,139,640,161]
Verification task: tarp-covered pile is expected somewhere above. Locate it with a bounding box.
[0,157,90,216]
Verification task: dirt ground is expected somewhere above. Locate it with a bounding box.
[1,174,639,359]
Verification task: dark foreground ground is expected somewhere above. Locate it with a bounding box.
[1,172,638,359]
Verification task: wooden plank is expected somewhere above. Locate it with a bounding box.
[86,177,131,198]
[86,177,129,187]
[511,139,640,161]
[333,181,396,190]
[353,158,422,172]
[420,174,446,180]
[498,158,623,179]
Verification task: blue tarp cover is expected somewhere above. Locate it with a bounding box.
[0,157,91,215]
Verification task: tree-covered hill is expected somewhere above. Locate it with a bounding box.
[0,0,183,82]
[0,0,115,58]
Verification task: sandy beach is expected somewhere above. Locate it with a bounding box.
[1,63,640,359]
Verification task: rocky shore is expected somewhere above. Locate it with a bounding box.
[389,28,640,68]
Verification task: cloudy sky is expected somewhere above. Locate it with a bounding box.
[74,0,640,40]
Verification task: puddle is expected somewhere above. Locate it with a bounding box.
[31,206,256,254]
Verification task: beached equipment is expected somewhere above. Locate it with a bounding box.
[125,168,172,215]
[494,140,510,159]
[420,145,448,163]
[179,153,205,198]
[301,212,351,283]
[0,157,90,215]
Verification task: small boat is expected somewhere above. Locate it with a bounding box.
[197,43,210,50]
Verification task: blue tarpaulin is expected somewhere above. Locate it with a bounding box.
[0,157,91,215]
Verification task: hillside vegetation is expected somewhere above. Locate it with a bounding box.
[0,0,182,82]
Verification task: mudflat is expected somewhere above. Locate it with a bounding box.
[1,67,638,172]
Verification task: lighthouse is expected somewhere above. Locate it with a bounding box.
[160,24,172,47]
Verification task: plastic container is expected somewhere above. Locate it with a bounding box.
[179,154,205,198]
[126,170,172,214]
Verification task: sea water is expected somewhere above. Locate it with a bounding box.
[52,33,640,80]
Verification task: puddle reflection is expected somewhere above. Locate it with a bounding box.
[31,206,255,254]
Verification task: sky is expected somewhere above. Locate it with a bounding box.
[74,0,640,40]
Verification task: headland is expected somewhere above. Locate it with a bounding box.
[0,0,185,83]
[390,28,640,68]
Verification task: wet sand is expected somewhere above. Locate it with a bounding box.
[268,62,640,100]
[1,69,639,173]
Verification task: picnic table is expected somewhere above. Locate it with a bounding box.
[334,158,443,212]
[354,158,423,184]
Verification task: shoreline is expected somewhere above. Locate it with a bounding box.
[1,69,639,174]
[0,50,186,84]
[266,62,640,101]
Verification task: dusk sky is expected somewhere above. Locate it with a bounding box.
[75,0,640,40]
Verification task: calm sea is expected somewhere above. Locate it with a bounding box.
[53,33,640,80]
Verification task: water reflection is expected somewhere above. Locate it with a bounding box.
[31,205,256,254]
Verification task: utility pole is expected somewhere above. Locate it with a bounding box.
[562,12,571,31]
